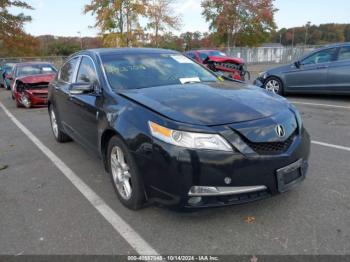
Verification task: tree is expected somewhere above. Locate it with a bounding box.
[201,0,276,47]
[146,0,181,47]
[0,0,33,56]
[84,0,146,47]
[0,0,32,38]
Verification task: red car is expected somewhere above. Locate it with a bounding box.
[184,50,249,81]
[7,62,57,108]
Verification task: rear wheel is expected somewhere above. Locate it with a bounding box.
[264,77,284,95]
[49,105,71,143]
[107,136,145,210]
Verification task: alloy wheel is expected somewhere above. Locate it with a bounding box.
[50,109,59,138]
[110,146,133,200]
[265,79,280,93]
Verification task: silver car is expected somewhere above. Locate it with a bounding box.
[255,43,350,95]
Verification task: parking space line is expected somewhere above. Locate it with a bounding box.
[312,140,350,152]
[0,101,159,256]
[291,101,350,110]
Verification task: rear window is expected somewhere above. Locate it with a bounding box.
[101,53,218,90]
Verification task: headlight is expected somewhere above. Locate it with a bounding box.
[258,71,267,79]
[148,121,233,152]
[289,105,303,131]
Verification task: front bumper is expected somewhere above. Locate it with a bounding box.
[253,78,264,87]
[30,95,48,106]
[134,128,310,208]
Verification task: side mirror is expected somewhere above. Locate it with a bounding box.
[69,82,95,95]
[294,61,301,68]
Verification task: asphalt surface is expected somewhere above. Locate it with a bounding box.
[0,88,349,255]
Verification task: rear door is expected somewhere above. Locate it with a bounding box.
[327,46,350,93]
[285,47,338,92]
[65,56,101,152]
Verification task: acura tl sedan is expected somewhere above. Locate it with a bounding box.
[255,43,350,95]
[48,48,310,210]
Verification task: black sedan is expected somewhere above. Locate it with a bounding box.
[255,43,350,95]
[48,48,310,209]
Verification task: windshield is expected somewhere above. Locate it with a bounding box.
[16,64,57,78]
[101,53,218,90]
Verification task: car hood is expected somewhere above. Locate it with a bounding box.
[17,73,55,84]
[208,56,244,64]
[119,82,289,126]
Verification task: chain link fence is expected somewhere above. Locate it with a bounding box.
[1,46,324,67]
[224,46,322,65]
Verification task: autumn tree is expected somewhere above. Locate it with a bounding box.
[84,0,146,47]
[146,0,181,47]
[0,0,34,56]
[201,0,276,47]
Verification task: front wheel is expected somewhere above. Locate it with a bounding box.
[107,136,145,210]
[49,105,71,143]
[264,77,284,95]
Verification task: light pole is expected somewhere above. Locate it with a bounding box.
[77,31,83,49]
[304,22,311,46]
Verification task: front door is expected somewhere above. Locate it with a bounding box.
[66,56,101,153]
[285,47,338,92]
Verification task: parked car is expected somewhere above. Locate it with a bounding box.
[255,43,350,95]
[7,62,57,108]
[184,49,249,81]
[48,48,310,210]
[0,63,16,90]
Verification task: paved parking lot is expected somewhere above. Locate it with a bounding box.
[0,87,349,255]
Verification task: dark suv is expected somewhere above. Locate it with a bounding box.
[255,43,350,95]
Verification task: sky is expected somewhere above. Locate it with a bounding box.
[12,0,350,37]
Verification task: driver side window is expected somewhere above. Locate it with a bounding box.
[302,48,337,65]
[76,57,97,84]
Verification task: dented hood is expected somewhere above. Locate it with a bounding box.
[207,56,245,65]
[17,73,55,84]
[119,81,289,126]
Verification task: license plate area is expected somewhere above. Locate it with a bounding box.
[276,159,306,193]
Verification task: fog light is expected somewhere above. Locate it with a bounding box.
[188,186,219,196]
[188,197,202,206]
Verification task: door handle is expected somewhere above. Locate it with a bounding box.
[317,65,328,69]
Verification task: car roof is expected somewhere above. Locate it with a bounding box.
[75,48,179,57]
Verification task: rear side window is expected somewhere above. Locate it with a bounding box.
[186,52,196,60]
[76,57,97,84]
[199,53,208,61]
[337,46,350,61]
[59,57,79,83]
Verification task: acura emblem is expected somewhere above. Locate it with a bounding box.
[275,124,285,137]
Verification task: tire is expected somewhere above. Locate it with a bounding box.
[15,99,22,108]
[107,136,145,210]
[264,77,284,95]
[49,105,71,143]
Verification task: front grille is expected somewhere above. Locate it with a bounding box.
[33,93,48,98]
[245,132,296,155]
